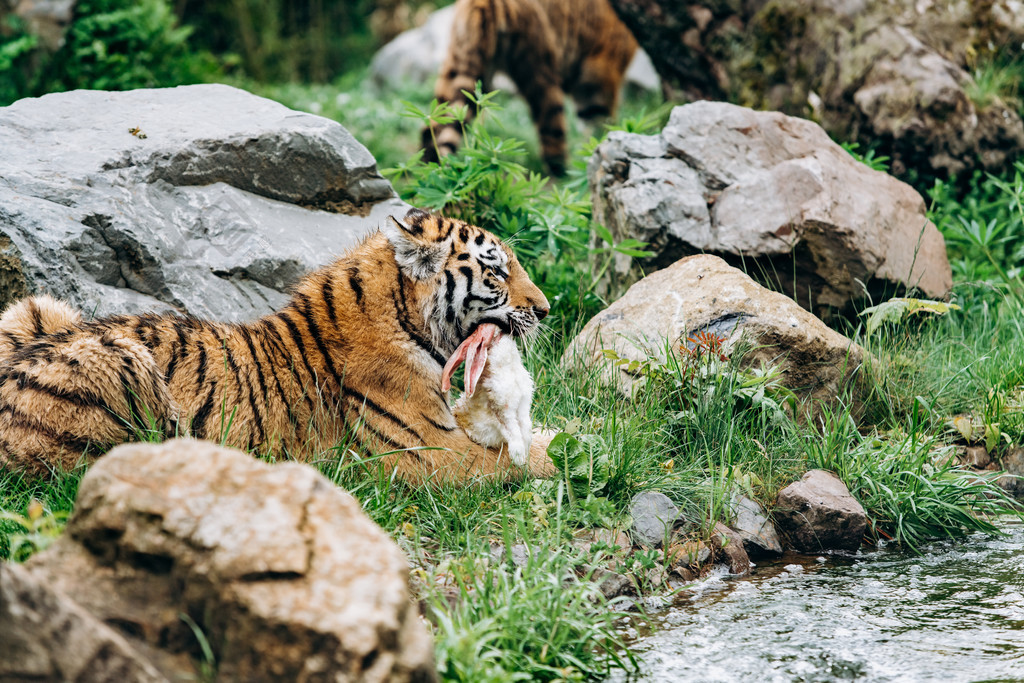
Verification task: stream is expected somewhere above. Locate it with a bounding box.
[614,521,1024,682]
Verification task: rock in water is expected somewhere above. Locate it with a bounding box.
[589,101,952,317]
[23,439,437,682]
[729,494,783,558]
[774,469,868,552]
[0,84,408,320]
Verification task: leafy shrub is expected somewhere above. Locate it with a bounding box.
[1,0,215,106]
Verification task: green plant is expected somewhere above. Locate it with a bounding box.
[859,297,962,336]
[429,489,637,682]
[0,499,68,562]
[840,141,891,173]
[3,0,219,105]
[806,403,1020,551]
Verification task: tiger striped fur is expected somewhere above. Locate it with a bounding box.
[0,209,553,482]
[421,0,638,175]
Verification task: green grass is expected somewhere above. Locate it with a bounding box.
[4,70,1024,681]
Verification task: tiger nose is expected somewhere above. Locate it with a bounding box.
[533,305,549,321]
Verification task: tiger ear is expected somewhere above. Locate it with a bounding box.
[384,211,449,280]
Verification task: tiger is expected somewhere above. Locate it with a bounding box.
[421,0,639,176]
[0,209,555,483]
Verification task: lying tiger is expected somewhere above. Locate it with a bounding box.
[0,209,555,483]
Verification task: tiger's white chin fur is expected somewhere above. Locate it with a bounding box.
[452,335,533,467]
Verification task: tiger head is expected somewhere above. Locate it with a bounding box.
[384,208,549,357]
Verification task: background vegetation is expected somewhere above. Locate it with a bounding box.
[2,1,1023,680]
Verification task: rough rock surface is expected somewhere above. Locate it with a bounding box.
[589,101,952,316]
[23,439,437,682]
[607,0,1024,179]
[709,522,751,576]
[0,562,168,682]
[729,494,783,557]
[564,254,863,413]
[774,469,868,552]
[369,4,660,95]
[0,84,408,320]
[997,446,1024,495]
[629,491,679,547]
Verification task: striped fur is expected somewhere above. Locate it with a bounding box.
[0,209,553,483]
[421,0,638,175]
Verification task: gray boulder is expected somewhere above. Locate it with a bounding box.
[629,491,679,547]
[564,254,864,415]
[369,4,660,95]
[24,439,437,682]
[589,101,952,318]
[774,469,868,552]
[0,84,408,320]
[729,494,783,558]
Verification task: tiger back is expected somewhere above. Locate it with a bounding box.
[421,0,638,175]
[0,209,554,482]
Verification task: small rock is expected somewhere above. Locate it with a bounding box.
[709,522,751,576]
[729,494,783,557]
[510,544,530,567]
[667,540,711,568]
[590,567,634,600]
[629,492,680,547]
[774,470,868,552]
[962,445,991,469]
[643,565,668,590]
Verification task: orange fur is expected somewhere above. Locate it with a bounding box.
[421,0,638,175]
[0,210,554,483]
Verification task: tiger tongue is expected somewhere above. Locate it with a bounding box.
[441,323,503,396]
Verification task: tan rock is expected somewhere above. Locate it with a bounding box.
[564,254,863,413]
[25,439,437,682]
[0,562,168,682]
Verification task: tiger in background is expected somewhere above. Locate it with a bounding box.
[0,209,554,483]
[421,0,638,176]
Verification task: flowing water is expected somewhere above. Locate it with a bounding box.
[614,521,1024,682]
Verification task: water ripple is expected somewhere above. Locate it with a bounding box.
[614,521,1024,682]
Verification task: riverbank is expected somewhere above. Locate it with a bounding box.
[2,76,1023,681]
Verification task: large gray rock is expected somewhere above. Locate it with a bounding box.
[23,439,437,682]
[589,101,953,317]
[0,84,408,320]
[774,469,868,552]
[369,4,660,95]
[0,561,168,682]
[564,254,864,414]
[607,0,1024,180]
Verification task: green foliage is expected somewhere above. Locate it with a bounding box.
[965,51,1023,114]
[805,404,1019,552]
[1,0,216,106]
[385,84,653,323]
[0,499,68,562]
[840,141,891,173]
[929,160,1024,302]
[177,0,377,82]
[430,492,636,682]
[859,297,961,336]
